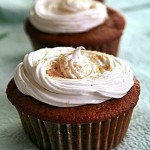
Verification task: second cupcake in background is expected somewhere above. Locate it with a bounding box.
[25,0,125,56]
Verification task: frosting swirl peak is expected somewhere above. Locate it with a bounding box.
[53,46,112,79]
[59,0,99,12]
[14,47,134,107]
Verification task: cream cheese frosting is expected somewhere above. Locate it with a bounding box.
[14,47,134,107]
[29,0,108,33]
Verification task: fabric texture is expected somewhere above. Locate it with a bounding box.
[0,0,150,149]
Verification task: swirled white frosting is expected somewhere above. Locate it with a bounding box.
[14,47,134,107]
[29,0,108,33]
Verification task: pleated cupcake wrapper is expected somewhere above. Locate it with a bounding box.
[31,38,120,56]
[17,109,133,150]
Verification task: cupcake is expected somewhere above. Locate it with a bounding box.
[6,47,140,150]
[25,0,125,56]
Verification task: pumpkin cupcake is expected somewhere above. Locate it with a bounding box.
[6,47,140,150]
[25,0,125,56]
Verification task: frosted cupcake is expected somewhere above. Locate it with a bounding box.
[25,0,125,56]
[6,47,140,150]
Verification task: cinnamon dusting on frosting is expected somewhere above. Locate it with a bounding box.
[45,47,113,79]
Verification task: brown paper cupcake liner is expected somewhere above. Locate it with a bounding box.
[17,108,133,150]
[30,38,120,56]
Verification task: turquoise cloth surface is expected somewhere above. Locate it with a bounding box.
[0,0,150,149]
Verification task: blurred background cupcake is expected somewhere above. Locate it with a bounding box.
[25,0,125,56]
[6,47,140,150]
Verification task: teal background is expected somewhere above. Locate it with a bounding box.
[0,0,150,149]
